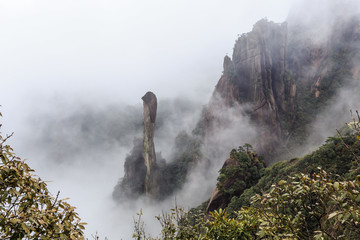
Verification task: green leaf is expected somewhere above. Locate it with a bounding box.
[356,194,360,203]
[328,212,338,219]
[9,218,21,224]
[278,180,286,186]
[344,213,351,221]
[334,182,339,190]
[21,222,30,234]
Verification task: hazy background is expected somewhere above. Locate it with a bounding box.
[0,1,294,239]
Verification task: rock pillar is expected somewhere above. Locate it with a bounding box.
[141,91,158,196]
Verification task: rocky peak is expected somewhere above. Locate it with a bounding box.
[204,19,289,161]
[203,15,360,162]
[142,92,157,124]
[142,91,157,177]
[223,55,234,75]
[113,91,162,200]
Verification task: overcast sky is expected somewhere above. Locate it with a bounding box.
[1,0,293,109]
[0,1,295,238]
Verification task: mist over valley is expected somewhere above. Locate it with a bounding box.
[1,0,360,239]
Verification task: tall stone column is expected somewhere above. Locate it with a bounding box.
[141,91,158,196]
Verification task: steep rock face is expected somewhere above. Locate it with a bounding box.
[204,16,360,162]
[205,20,290,160]
[203,13,360,212]
[285,15,360,150]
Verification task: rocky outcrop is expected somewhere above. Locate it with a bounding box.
[112,138,146,200]
[204,19,290,161]
[113,91,163,200]
[142,92,157,183]
[113,91,205,201]
[141,92,162,198]
[203,16,360,162]
[203,9,360,213]
[206,145,265,213]
[206,157,240,212]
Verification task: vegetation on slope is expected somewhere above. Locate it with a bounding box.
[217,144,265,197]
[228,131,360,212]
[206,144,265,212]
[134,170,360,239]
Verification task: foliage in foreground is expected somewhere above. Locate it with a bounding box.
[134,169,360,239]
[0,117,86,239]
[253,170,360,239]
[227,112,360,212]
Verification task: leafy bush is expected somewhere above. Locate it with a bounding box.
[217,144,265,199]
[133,206,258,240]
[252,169,360,239]
[134,169,360,239]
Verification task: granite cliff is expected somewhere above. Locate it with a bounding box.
[204,12,360,211]
[204,20,289,161]
[203,15,360,163]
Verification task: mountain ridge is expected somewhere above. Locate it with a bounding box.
[113,5,360,204]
